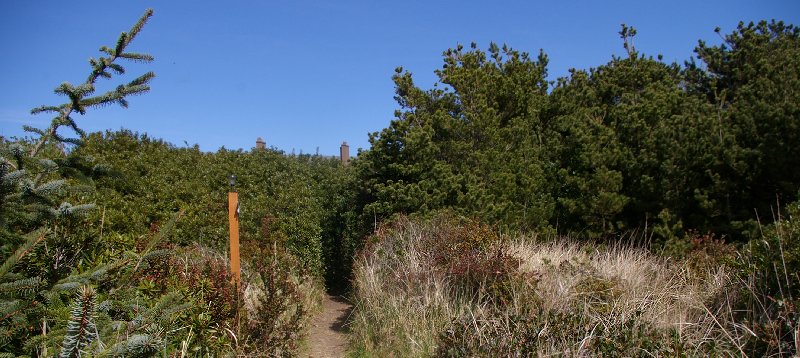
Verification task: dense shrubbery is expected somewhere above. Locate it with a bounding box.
[46,130,344,354]
[355,20,800,244]
[0,127,337,354]
[74,130,340,277]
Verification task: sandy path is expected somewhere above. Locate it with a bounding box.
[306,294,353,358]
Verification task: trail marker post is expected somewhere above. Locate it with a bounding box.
[228,174,241,288]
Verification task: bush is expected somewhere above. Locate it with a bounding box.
[240,241,320,355]
[421,215,522,303]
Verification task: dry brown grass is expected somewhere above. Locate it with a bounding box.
[349,216,745,356]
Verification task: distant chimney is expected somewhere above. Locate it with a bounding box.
[340,141,350,166]
[256,137,266,149]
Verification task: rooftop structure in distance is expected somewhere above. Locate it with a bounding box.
[340,141,350,166]
[256,137,266,149]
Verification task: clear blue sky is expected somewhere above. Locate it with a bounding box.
[1,1,798,155]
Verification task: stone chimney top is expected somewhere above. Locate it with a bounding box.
[340,141,350,166]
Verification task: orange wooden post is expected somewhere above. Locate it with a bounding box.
[228,176,241,288]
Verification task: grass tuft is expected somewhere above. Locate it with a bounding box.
[349,215,744,356]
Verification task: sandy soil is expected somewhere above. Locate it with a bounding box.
[305,294,353,358]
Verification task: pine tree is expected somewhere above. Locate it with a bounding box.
[358,43,554,231]
[689,20,800,237]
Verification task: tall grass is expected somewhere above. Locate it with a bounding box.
[349,215,744,356]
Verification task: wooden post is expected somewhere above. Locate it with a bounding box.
[228,190,241,287]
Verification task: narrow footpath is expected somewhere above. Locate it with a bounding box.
[306,294,353,358]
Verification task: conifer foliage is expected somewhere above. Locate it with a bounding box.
[0,9,160,356]
[357,21,800,243]
[27,9,155,158]
[59,286,97,358]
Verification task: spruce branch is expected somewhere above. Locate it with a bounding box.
[127,71,155,87]
[142,209,183,255]
[22,125,47,136]
[28,8,155,158]
[0,300,25,324]
[61,137,84,146]
[97,46,114,56]
[125,8,153,46]
[34,179,66,197]
[59,285,98,358]
[107,63,125,75]
[53,257,131,291]
[105,334,160,357]
[0,146,21,160]
[0,277,43,298]
[117,52,154,63]
[65,116,86,137]
[48,202,95,219]
[114,33,127,56]
[121,83,151,96]
[0,159,17,172]
[79,82,152,111]
[0,229,47,279]
[37,158,58,171]
[29,105,61,115]
[53,82,75,96]
[79,92,123,109]
[1,169,26,184]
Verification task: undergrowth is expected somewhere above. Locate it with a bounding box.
[350,214,747,356]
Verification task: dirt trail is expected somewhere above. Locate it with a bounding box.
[306,294,353,358]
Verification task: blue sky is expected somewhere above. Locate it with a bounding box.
[1,1,798,155]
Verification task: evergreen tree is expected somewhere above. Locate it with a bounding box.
[358,43,554,231]
[688,20,800,237]
[549,25,724,238]
[0,9,155,355]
